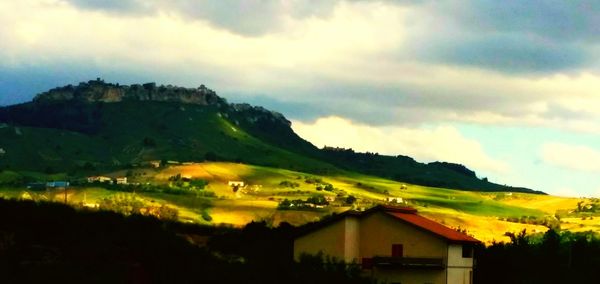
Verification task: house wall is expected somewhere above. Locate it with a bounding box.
[344,216,360,262]
[359,212,448,259]
[447,244,473,284]
[294,218,347,261]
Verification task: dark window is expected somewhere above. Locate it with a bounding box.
[392,244,404,257]
[462,245,473,258]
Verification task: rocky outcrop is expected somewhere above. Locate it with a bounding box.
[34,79,227,107]
[32,79,293,128]
[231,103,291,127]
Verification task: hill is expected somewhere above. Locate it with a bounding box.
[0,162,580,243]
[0,79,540,193]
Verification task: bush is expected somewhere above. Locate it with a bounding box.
[202,210,213,222]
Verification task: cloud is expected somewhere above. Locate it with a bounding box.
[65,0,338,36]
[292,116,510,175]
[455,0,600,42]
[1,0,600,136]
[540,142,600,173]
[416,33,588,73]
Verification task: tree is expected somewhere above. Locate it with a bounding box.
[345,195,357,205]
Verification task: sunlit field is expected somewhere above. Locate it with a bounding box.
[1,162,589,243]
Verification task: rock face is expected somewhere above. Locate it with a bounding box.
[32,79,292,127]
[231,103,291,127]
[34,79,227,107]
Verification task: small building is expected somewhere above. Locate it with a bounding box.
[294,205,479,284]
[46,181,70,189]
[228,181,245,187]
[324,196,336,203]
[149,160,161,168]
[87,176,113,183]
[0,148,5,155]
[116,177,128,185]
[385,197,403,204]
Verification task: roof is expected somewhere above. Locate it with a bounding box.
[385,210,479,243]
[46,181,70,187]
[295,205,479,244]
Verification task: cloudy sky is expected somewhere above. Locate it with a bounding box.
[1,0,599,196]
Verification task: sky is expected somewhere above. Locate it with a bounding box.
[0,0,599,196]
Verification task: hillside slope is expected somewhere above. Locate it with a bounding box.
[0,79,540,193]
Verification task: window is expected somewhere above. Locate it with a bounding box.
[462,244,473,258]
[392,244,404,257]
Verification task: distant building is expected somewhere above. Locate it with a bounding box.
[385,197,403,203]
[87,176,113,183]
[149,161,161,168]
[0,148,5,156]
[228,181,245,187]
[46,181,69,189]
[116,177,128,185]
[294,205,480,284]
[324,196,336,202]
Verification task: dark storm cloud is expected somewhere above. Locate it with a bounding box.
[456,0,600,42]
[415,33,588,73]
[410,0,600,73]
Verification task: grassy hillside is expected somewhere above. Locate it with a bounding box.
[0,80,540,193]
[0,101,335,174]
[0,162,581,243]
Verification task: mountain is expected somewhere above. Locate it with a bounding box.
[0,79,541,194]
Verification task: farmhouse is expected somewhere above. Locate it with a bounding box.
[385,197,404,204]
[148,160,161,168]
[116,177,128,185]
[294,205,479,284]
[87,176,113,183]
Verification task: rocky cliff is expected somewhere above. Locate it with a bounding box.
[34,79,226,106]
[31,79,292,127]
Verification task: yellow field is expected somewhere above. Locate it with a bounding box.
[4,162,593,242]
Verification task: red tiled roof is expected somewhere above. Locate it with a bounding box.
[385,210,479,243]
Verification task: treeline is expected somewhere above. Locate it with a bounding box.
[475,229,600,284]
[0,199,369,284]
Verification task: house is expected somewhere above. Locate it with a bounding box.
[46,181,70,189]
[0,148,5,155]
[385,197,404,204]
[294,205,479,284]
[87,176,113,183]
[116,177,128,185]
[228,181,245,187]
[144,160,161,168]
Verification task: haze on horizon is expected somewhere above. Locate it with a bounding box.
[0,0,599,197]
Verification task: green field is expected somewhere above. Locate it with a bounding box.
[0,162,586,243]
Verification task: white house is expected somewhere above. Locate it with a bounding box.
[116,177,128,185]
